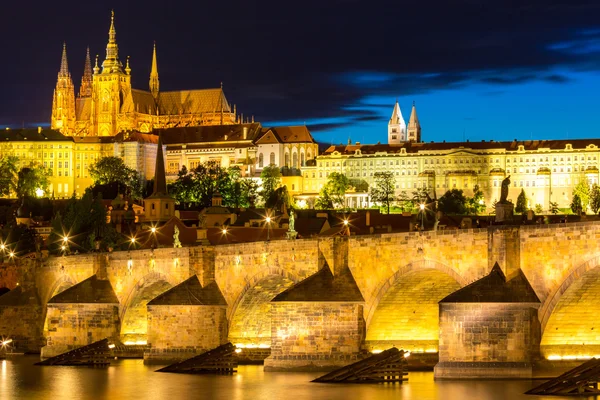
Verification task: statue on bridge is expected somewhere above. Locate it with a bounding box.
[499,175,511,204]
[173,226,182,248]
[286,209,298,240]
[495,175,514,223]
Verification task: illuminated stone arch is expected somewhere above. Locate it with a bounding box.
[540,256,600,358]
[43,273,77,306]
[364,259,466,353]
[119,272,176,343]
[227,267,300,347]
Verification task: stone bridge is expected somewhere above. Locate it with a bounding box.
[1,222,600,376]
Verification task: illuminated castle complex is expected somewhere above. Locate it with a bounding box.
[51,11,236,137]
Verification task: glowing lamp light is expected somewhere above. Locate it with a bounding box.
[371,349,383,354]
[222,228,228,235]
[150,227,156,234]
[0,244,5,250]
[235,348,242,353]
[108,344,116,349]
[131,237,136,244]
[265,216,271,223]
[8,252,14,258]
[404,351,411,358]
[479,199,484,205]
[1,339,12,346]
[61,245,66,251]
[343,219,349,226]
[419,203,425,211]
[35,188,44,198]
[63,236,68,243]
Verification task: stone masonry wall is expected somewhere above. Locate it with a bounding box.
[435,303,540,378]
[0,263,19,289]
[265,302,364,371]
[146,305,227,363]
[0,305,43,353]
[42,303,120,358]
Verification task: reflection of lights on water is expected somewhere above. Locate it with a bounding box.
[548,354,599,361]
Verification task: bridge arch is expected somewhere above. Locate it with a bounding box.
[364,259,465,353]
[540,256,600,359]
[43,274,77,305]
[227,267,298,347]
[120,272,176,343]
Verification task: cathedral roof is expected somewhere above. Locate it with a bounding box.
[256,126,316,144]
[129,89,157,115]
[157,88,230,115]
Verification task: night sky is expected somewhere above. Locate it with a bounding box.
[3,1,600,144]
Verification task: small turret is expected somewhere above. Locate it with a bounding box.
[149,42,159,98]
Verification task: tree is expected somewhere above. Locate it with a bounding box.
[371,172,396,214]
[571,194,583,215]
[515,189,528,214]
[89,156,142,199]
[0,155,18,197]
[16,165,51,198]
[315,172,349,209]
[590,184,600,214]
[438,189,467,215]
[349,179,369,192]
[573,178,591,211]
[549,201,559,215]
[260,165,282,205]
[534,204,543,214]
[397,191,412,212]
[49,189,122,253]
[189,161,229,208]
[467,184,486,214]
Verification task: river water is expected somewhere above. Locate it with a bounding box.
[1,356,597,400]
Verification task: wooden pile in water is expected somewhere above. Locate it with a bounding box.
[312,348,408,383]
[155,342,237,374]
[526,358,600,396]
[35,338,112,366]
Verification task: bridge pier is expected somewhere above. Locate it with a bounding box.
[144,276,228,363]
[41,275,120,358]
[434,264,541,379]
[264,263,365,371]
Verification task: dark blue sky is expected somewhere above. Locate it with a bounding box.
[2,1,600,144]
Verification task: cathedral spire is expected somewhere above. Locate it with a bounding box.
[79,47,92,97]
[59,42,70,77]
[407,101,421,143]
[102,10,122,73]
[149,41,159,97]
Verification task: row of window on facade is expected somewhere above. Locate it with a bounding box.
[257,152,310,168]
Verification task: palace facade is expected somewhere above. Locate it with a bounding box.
[51,12,236,137]
[301,102,600,211]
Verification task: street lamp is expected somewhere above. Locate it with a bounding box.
[265,216,272,241]
[222,227,228,235]
[419,203,426,230]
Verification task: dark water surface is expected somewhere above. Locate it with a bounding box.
[1,356,597,400]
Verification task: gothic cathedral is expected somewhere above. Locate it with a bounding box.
[51,11,237,137]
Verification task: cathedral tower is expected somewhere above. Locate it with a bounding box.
[149,42,159,99]
[51,43,76,135]
[79,47,93,97]
[407,101,421,142]
[91,11,132,136]
[388,100,406,144]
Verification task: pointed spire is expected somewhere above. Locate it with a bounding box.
[407,101,421,143]
[125,56,131,75]
[390,100,404,125]
[408,101,420,127]
[102,10,122,73]
[152,134,168,196]
[59,42,70,77]
[388,100,406,144]
[93,54,100,74]
[79,47,93,97]
[149,41,159,97]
